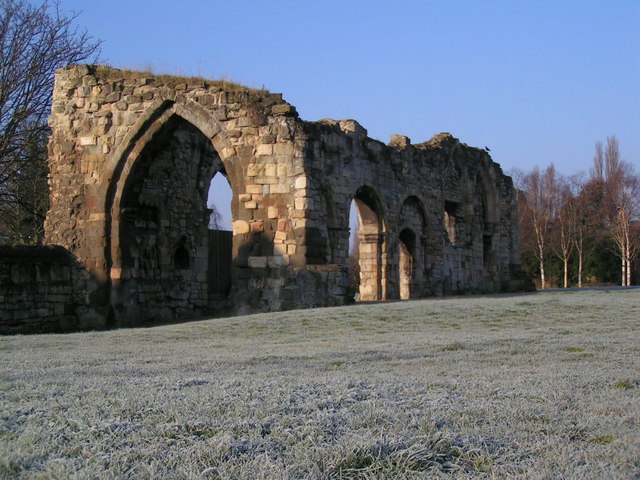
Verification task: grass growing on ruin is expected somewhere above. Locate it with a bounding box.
[1,290,639,479]
[93,64,266,93]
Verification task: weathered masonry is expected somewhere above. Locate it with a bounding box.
[37,65,528,330]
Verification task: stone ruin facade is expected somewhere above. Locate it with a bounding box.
[16,64,529,331]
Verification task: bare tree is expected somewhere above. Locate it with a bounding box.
[0,0,101,244]
[566,173,592,288]
[513,165,560,289]
[0,126,49,243]
[550,176,574,288]
[519,164,559,289]
[207,202,222,230]
[611,173,640,286]
[590,140,604,180]
[590,137,639,286]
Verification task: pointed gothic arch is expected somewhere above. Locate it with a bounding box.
[102,100,239,324]
[352,185,387,301]
[398,195,428,299]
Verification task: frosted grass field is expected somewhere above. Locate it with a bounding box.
[1,290,639,479]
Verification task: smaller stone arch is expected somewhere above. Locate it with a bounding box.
[352,185,387,301]
[399,195,429,298]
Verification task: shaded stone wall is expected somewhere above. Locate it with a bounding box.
[0,247,78,334]
[40,65,528,330]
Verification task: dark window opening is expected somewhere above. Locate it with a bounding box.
[174,243,190,270]
[483,234,493,266]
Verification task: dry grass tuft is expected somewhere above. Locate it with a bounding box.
[92,64,266,93]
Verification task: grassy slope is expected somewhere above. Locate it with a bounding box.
[1,291,639,479]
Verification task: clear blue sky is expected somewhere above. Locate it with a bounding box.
[51,0,639,226]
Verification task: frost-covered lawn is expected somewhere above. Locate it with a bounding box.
[1,290,639,479]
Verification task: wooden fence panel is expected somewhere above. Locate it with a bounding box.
[208,230,232,295]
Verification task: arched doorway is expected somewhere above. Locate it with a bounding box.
[399,196,429,298]
[351,186,386,301]
[110,114,234,323]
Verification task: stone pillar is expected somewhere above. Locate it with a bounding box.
[358,232,383,301]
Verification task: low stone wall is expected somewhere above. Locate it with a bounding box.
[0,246,77,334]
[284,264,351,310]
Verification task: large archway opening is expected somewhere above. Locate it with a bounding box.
[111,114,233,323]
[350,186,386,302]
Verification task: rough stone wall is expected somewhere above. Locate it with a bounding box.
[41,65,528,330]
[300,122,522,300]
[0,247,78,334]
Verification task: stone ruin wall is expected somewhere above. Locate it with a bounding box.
[1,65,529,333]
[301,121,522,301]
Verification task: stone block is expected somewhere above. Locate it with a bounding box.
[274,244,287,256]
[255,176,278,185]
[289,254,306,266]
[248,256,267,268]
[270,184,289,194]
[256,144,272,156]
[294,176,307,189]
[246,185,263,194]
[59,141,75,154]
[233,220,250,234]
[250,221,264,232]
[221,146,236,159]
[293,218,307,229]
[265,164,277,176]
[389,134,411,147]
[274,143,294,155]
[246,164,264,177]
[271,104,297,116]
[294,198,308,210]
[268,256,288,268]
[262,133,276,143]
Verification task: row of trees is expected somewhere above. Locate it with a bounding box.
[0,0,100,244]
[513,136,639,288]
